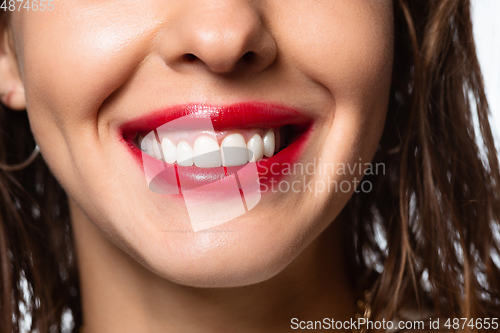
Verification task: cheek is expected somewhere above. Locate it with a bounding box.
[291,1,393,156]
[12,3,158,136]
[10,3,161,186]
[273,0,394,112]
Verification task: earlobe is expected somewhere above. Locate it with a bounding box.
[0,28,25,111]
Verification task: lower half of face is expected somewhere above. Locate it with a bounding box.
[11,0,393,287]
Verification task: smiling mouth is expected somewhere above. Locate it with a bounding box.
[121,102,313,171]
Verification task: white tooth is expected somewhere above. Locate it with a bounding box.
[193,135,221,168]
[263,130,275,158]
[152,139,162,160]
[177,141,193,166]
[221,133,248,166]
[139,135,146,151]
[145,137,157,158]
[161,137,177,164]
[247,134,264,162]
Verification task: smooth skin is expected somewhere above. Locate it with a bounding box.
[0,1,393,332]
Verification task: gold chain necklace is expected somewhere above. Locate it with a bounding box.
[80,290,373,333]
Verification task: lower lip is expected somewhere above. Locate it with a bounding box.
[122,125,312,194]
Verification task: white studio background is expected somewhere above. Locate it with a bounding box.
[472,0,500,151]
[472,0,500,293]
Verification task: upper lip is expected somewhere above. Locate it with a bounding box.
[119,102,313,140]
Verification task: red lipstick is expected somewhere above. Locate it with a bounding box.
[120,102,311,139]
[119,102,314,194]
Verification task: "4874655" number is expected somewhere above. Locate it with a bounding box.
[1,0,54,11]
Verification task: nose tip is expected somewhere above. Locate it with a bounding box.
[159,2,277,75]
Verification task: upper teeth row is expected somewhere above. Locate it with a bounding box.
[140,130,277,168]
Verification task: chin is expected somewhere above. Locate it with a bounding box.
[154,258,289,288]
[123,213,314,288]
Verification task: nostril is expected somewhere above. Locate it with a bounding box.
[181,51,258,73]
[242,51,255,63]
[183,53,198,62]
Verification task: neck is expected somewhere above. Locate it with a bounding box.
[70,199,356,333]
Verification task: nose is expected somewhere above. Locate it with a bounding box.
[159,1,277,75]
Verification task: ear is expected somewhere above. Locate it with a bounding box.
[0,27,25,110]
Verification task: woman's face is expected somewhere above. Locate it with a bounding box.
[6,0,393,287]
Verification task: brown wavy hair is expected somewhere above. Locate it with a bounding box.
[1,0,499,332]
